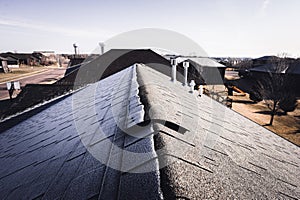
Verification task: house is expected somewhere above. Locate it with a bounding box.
[251,55,279,67]
[61,49,226,87]
[16,53,41,66]
[60,49,172,86]
[0,53,19,68]
[0,59,299,199]
[0,56,9,73]
[249,57,300,96]
[33,51,58,66]
[0,52,40,66]
[5,56,19,68]
[175,56,226,85]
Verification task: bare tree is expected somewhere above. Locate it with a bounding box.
[251,54,297,125]
[237,59,253,70]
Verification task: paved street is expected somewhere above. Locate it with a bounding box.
[0,68,66,100]
[225,70,240,80]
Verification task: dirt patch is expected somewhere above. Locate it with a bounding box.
[231,92,300,146]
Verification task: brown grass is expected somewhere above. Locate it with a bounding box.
[231,93,300,146]
[0,66,48,83]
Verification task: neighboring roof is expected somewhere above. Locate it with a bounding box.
[163,55,226,68]
[61,49,225,88]
[253,56,295,63]
[0,63,299,199]
[5,56,18,62]
[11,53,34,60]
[0,56,8,61]
[161,55,226,84]
[249,64,283,73]
[148,48,179,56]
[190,57,225,68]
[33,51,55,54]
[250,62,300,75]
[0,53,37,61]
[253,55,278,61]
[288,60,300,75]
[59,49,171,86]
[177,57,226,85]
[0,53,18,60]
[182,57,226,68]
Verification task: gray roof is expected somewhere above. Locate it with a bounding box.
[163,55,226,68]
[249,64,288,74]
[250,58,300,75]
[0,66,161,200]
[138,65,300,199]
[0,56,8,61]
[0,64,299,199]
[288,61,300,75]
[185,57,225,68]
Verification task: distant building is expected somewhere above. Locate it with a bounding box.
[249,57,300,96]
[0,52,39,66]
[62,49,226,86]
[0,56,9,73]
[174,56,226,85]
[5,56,19,68]
[0,51,59,66]
[33,51,57,66]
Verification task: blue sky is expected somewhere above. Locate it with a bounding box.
[0,0,299,57]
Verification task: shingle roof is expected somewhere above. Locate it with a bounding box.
[60,49,171,86]
[5,56,18,62]
[137,64,300,199]
[288,60,300,75]
[249,64,284,73]
[0,56,8,61]
[0,63,299,199]
[158,54,226,85]
[250,62,300,75]
[0,66,161,200]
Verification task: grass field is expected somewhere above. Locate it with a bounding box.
[0,66,49,83]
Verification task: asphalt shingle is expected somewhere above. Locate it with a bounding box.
[0,65,162,200]
[0,62,299,200]
[137,64,300,199]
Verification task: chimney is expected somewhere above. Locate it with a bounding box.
[99,42,105,55]
[170,58,177,83]
[183,61,189,86]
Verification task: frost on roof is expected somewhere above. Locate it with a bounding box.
[0,65,162,200]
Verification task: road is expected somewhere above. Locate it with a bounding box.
[0,68,66,100]
[225,70,240,80]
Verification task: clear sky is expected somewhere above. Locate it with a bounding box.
[0,0,299,58]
